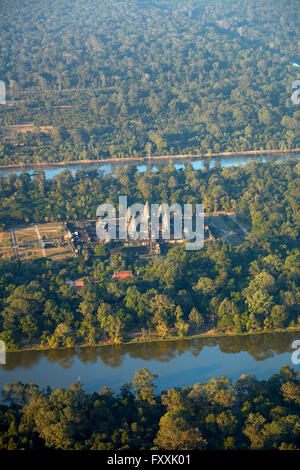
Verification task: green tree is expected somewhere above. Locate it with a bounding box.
[188,308,204,331]
[154,411,207,450]
[132,368,158,405]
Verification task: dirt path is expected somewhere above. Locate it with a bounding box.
[232,215,250,236]
[35,225,46,257]
[9,230,19,258]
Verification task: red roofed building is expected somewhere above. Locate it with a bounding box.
[65,278,100,288]
[112,271,133,280]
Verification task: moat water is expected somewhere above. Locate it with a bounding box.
[0,332,299,393]
[0,152,299,180]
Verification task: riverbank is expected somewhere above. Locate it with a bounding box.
[0,148,300,170]
[9,325,300,354]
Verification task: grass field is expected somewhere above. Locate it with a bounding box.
[4,122,53,138]
[14,226,38,244]
[0,223,72,261]
[0,232,14,259]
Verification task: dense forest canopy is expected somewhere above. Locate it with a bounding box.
[0,366,299,450]
[0,0,300,452]
[0,160,299,350]
[0,0,299,164]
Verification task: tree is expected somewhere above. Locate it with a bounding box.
[189,308,204,331]
[243,413,267,449]
[154,411,207,450]
[105,315,123,344]
[26,383,90,450]
[94,244,109,259]
[2,381,39,407]
[97,303,113,330]
[217,298,238,332]
[281,382,300,405]
[270,305,287,329]
[161,389,186,412]
[132,368,158,405]
[245,289,273,319]
[175,317,190,338]
[216,410,237,437]
[150,294,175,338]
[193,277,216,295]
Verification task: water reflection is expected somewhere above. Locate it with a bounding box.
[0,153,299,180]
[1,331,295,371]
[0,332,298,392]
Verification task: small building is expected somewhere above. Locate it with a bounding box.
[112,270,133,280]
[65,278,100,288]
[65,278,85,288]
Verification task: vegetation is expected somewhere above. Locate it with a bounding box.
[0,160,299,350]
[0,365,299,450]
[1,0,299,453]
[0,0,299,165]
